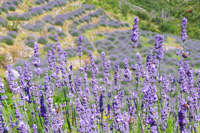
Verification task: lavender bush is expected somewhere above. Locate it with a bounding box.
[24,39,36,48]
[0,36,14,45]
[37,36,48,45]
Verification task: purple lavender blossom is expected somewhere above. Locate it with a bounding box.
[135,53,145,80]
[77,36,83,57]
[88,51,98,78]
[131,17,139,48]
[85,60,88,72]
[181,17,187,42]
[7,65,20,94]
[178,98,189,133]
[154,35,164,60]
[146,51,157,77]
[33,42,42,75]
[32,124,38,133]
[124,58,131,82]
[114,61,120,91]
[101,52,110,85]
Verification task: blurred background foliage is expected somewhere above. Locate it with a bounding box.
[84,0,200,39]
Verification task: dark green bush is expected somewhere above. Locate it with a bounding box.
[151,17,163,25]
[24,39,35,48]
[35,1,41,5]
[97,48,103,53]
[0,36,14,45]
[37,37,48,45]
[0,55,5,64]
[48,34,57,42]
[1,7,8,13]
[55,19,64,26]
[47,26,56,33]
[135,11,150,20]
[8,6,16,11]
[108,45,114,50]
[138,43,143,49]
[158,21,176,33]
[7,31,17,38]
[26,36,36,40]
[71,30,80,37]
[57,31,67,39]
[43,43,55,52]
[110,56,117,61]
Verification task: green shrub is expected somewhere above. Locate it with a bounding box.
[0,36,14,45]
[165,52,172,57]
[7,31,17,38]
[24,39,35,48]
[13,1,19,6]
[119,61,124,68]
[87,46,94,51]
[0,55,5,64]
[96,73,104,78]
[138,44,143,49]
[108,45,114,50]
[158,21,176,33]
[37,37,48,45]
[57,31,66,39]
[135,11,150,20]
[55,19,64,26]
[43,43,55,52]
[79,28,86,33]
[48,34,57,42]
[47,26,56,33]
[71,30,80,37]
[95,60,101,64]
[35,1,41,5]
[97,49,103,53]
[0,18,6,27]
[83,49,88,55]
[7,15,17,21]
[110,56,117,61]
[107,37,115,42]
[1,7,8,13]
[8,6,16,11]
[26,36,36,40]
[151,17,163,25]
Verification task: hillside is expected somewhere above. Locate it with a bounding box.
[0,0,198,78]
[87,0,200,39]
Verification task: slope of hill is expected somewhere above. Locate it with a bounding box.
[87,0,200,39]
[0,0,198,77]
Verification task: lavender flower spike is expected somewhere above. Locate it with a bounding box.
[77,36,83,57]
[33,42,42,75]
[154,35,164,60]
[131,17,139,48]
[181,17,187,42]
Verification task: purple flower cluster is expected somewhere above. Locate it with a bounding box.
[154,35,164,60]
[181,17,187,42]
[131,17,139,48]
[101,52,110,85]
[124,58,131,82]
[33,42,42,75]
[114,61,120,91]
[77,36,83,57]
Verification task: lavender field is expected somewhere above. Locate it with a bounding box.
[0,0,199,132]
